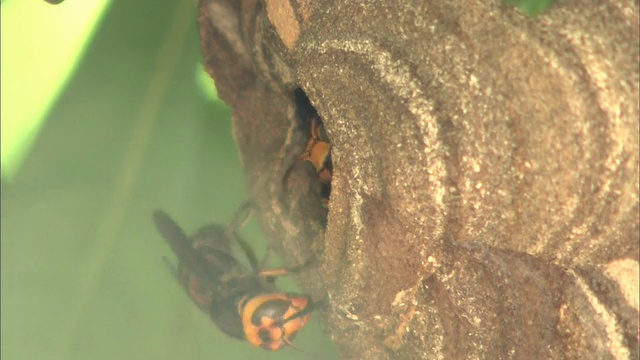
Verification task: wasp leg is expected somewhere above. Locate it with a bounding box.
[232,237,310,280]
[234,234,260,272]
[224,202,261,271]
[258,246,280,270]
[227,201,253,233]
[220,247,312,283]
[257,259,313,280]
[190,203,253,253]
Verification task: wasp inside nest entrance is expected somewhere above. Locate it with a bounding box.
[283,88,333,209]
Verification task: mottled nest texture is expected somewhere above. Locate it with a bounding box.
[198,0,639,359]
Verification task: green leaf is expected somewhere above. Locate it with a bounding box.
[1,0,111,181]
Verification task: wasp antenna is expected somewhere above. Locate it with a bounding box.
[283,337,302,351]
[283,332,326,360]
[277,299,317,327]
[311,298,330,311]
[291,298,327,322]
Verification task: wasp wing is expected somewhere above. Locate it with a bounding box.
[153,210,222,286]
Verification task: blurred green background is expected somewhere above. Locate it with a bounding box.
[1,0,336,359]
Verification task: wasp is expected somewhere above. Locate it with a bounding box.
[153,204,315,351]
[283,89,333,207]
